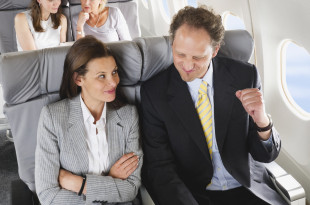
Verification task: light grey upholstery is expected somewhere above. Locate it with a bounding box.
[217,29,254,62]
[1,30,304,205]
[107,0,141,38]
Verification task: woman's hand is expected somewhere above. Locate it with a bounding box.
[77,11,89,31]
[108,152,139,180]
[59,169,85,193]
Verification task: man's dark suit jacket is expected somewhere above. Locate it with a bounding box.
[140,56,287,205]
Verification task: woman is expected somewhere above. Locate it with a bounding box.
[15,0,67,51]
[74,0,131,42]
[35,36,142,205]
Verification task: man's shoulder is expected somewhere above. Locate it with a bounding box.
[142,64,174,89]
[215,56,253,67]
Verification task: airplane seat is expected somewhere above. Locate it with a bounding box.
[0,0,71,54]
[0,39,144,205]
[0,0,29,53]
[0,31,305,205]
[68,0,141,41]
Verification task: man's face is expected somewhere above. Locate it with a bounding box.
[172,24,219,82]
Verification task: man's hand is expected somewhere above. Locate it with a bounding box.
[108,152,139,180]
[236,88,271,140]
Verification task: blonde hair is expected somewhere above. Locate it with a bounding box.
[98,0,108,12]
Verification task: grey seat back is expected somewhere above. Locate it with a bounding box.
[0,30,253,192]
[0,0,29,53]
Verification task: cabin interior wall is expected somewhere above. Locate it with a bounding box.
[249,0,310,203]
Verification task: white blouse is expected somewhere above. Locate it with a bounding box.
[17,10,61,51]
[73,7,132,42]
[80,95,110,175]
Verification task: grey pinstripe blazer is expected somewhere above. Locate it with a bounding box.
[35,96,143,205]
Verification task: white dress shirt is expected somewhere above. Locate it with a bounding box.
[187,62,242,190]
[80,95,109,175]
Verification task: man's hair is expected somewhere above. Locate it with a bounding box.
[169,6,225,47]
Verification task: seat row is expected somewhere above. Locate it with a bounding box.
[0,0,140,54]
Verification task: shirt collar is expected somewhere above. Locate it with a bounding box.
[80,94,107,124]
[187,61,214,92]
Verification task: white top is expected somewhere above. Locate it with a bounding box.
[17,10,61,51]
[73,7,131,42]
[80,95,110,175]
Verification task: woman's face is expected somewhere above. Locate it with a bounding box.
[80,0,104,13]
[37,0,61,14]
[77,56,120,106]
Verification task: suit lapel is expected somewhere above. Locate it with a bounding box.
[68,96,89,174]
[213,57,238,153]
[106,104,123,170]
[167,66,212,163]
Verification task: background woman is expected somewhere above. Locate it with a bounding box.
[15,0,67,51]
[35,36,142,204]
[74,0,131,42]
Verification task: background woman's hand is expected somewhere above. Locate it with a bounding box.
[108,152,139,180]
[77,11,89,30]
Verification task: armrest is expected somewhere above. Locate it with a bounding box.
[11,179,40,205]
[264,161,306,204]
[140,185,155,205]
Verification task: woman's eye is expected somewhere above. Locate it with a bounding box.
[112,70,118,75]
[99,75,105,79]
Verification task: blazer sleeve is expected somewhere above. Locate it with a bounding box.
[247,64,281,163]
[141,85,199,205]
[35,106,82,205]
[85,106,143,204]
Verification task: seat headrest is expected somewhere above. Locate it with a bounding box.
[217,30,254,62]
[0,40,142,105]
[134,36,173,82]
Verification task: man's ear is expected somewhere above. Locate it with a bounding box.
[212,45,220,58]
[73,72,83,86]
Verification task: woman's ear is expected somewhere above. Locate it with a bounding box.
[73,72,83,86]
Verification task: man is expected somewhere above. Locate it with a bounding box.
[140,6,287,205]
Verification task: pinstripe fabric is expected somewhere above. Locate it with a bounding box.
[196,81,213,158]
[35,96,143,205]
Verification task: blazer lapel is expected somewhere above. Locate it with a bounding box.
[213,57,238,153]
[68,96,89,174]
[167,66,212,163]
[106,104,123,170]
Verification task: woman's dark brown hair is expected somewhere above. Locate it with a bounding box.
[29,0,62,32]
[59,35,127,108]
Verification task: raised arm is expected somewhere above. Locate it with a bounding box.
[15,13,36,50]
[60,14,67,43]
